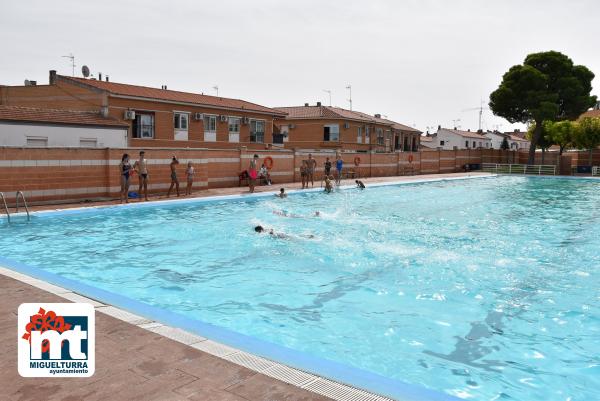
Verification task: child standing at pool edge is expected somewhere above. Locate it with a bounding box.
[186,161,194,195]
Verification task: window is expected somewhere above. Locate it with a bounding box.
[250,119,265,143]
[174,113,188,130]
[323,124,339,142]
[80,138,97,147]
[357,126,363,143]
[26,136,48,147]
[465,141,469,148]
[228,117,240,134]
[376,128,384,145]
[132,113,154,138]
[440,140,445,146]
[473,141,476,148]
[365,126,370,139]
[203,115,217,132]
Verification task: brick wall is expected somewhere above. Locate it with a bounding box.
[3,147,578,206]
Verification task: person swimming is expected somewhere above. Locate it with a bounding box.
[324,175,333,193]
[356,180,366,189]
[276,188,288,198]
[272,210,320,218]
[254,225,315,239]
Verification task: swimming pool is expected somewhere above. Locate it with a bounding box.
[1,175,599,400]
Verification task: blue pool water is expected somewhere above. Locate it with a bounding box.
[1,176,599,400]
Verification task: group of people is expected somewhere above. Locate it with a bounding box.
[299,154,345,189]
[118,151,195,203]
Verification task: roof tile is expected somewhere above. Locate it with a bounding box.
[62,76,284,116]
[0,105,128,127]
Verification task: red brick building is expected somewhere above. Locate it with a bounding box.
[273,103,421,152]
[0,71,286,149]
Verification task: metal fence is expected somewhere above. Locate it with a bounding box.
[482,163,556,175]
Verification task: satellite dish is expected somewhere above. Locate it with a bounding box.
[82,65,90,78]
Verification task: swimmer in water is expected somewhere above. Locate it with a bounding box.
[254,225,314,239]
[356,180,366,189]
[324,175,333,193]
[276,188,287,198]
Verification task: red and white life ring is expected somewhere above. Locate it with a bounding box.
[354,156,361,166]
[408,154,414,164]
[264,156,274,169]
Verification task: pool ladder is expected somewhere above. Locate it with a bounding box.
[0,191,31,223]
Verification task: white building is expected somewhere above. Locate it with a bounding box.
[484,130,530,150]
[426,127,492,150]
[0,105,128,148]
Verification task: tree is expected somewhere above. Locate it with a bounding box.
[489,51,596,165]
[500,136,510,150]
[527,122,553,164]
[573,117,600,165]
[544,120,578,155]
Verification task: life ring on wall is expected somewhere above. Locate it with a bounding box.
[264,156,274,169]
[408,154,414,164]
[354,156,361,166]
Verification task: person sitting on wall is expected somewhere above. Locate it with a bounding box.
[259,163,272,185]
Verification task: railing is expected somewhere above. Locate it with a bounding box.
[482,163,556,175]
[0,192,10,223]
[15,191,30,221]
[593,166,600,177]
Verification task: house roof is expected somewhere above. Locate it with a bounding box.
[509,134,529,142]
[0,105,128,128]
[61,76,285,116]
[274,105,421,132]
[439,128,490,140]
[420,135,433,142]
[580,109,600,119]
[274,105,373,122]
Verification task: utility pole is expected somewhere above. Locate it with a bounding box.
[346,84,352,110]
[62,53,75,76]
[322,89,332,106]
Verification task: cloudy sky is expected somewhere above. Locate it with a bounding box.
[1,0,598,133]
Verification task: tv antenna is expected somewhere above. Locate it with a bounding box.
[322,89,332,106]
[462,100,490,131]
[62,53,75,77]
[346,84,352,110]
[213,85,219,96]
[81,65,90,78]
[452,118,461,129]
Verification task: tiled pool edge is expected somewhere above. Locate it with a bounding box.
[0,260,460,401]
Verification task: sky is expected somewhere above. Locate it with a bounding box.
[1,0,599,134]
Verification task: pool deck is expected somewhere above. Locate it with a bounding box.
[0,173,490,401]
[20,172,492,213]
[0,273,334,401]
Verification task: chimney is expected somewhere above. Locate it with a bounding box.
[99,72,102,81]
[106,75,109,82]
[304,103,309,107]
[316,101,321,107]
[49,70,57,85]
[437,125,441,130]
[30,80,37,86]
[477,129,483,134]
[374,114,381,118]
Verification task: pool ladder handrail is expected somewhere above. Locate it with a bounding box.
[0,192,10,223]
[15,191,30,221]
